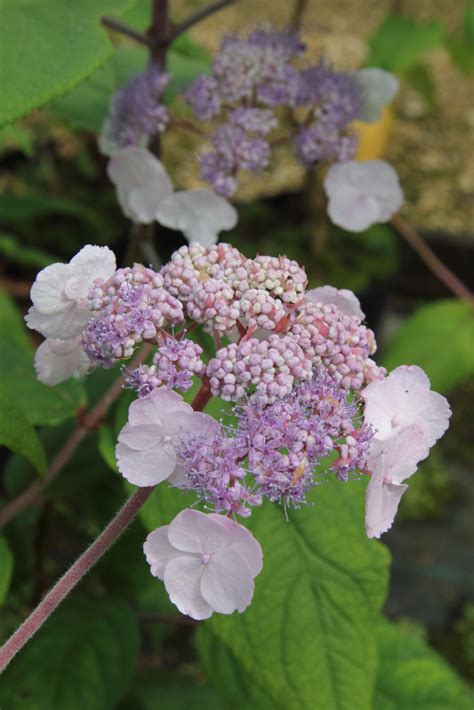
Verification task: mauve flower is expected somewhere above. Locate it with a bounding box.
[362,365,451,449]
[107,146,173,224]
[365,424,426,538]
[355,68,399,123]
[116,388,217,486]
[155,188,238,247]
[143,508,263,619]
[324,160,403,232]
[306,285,365,320]
[25,245,116,339]
[34,337,90,386]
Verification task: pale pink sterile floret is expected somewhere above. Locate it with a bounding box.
[324,160,403,232]
[25,245,116,339]
[107,146,173,224]
[306,285,365,321]
[34,337,90,386]
[116,388,217,486]
[365,424,427,538]
[143,508,263,620]
[155,189,238,247]
[362,365,451,448]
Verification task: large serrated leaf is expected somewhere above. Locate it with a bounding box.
[0,597,140,709]
[197,479,390,710]
[382,299,474,393]
[366,16,444,73]
[0,386,46,475]
[374,620,473,709]
[0,0,133,126]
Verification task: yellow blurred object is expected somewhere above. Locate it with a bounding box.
[353,106,394,160]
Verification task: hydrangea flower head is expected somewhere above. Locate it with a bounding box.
[144,508,263,619]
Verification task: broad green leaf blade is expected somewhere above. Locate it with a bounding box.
[0,597,140,709]
[0,0,133,126]
[366,17,444,73]
[382,300,474,393]
[198,480,390,710]
[132,671,228,710]
[0,536,14,604]
[374,620,473,709]
[0,386,46,474]
[0,289,30,349]
[0,336,86,426]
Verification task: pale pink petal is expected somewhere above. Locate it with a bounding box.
[363,365,451,446]
[355,68,399,123]
[34,337,90,386]
[118,423,162,451]
[116,440,177,486]
[30,262,71,314]
[327,185,381,232]
[107,146,173,223]
[67,245,116,299]
[306,285,365,320]
[168,509,230,555]
[164,556,213,620]
[201,548,255,614]
[365,474,408,539]
[143,526,181,580]
[368,424,428,483]
[127,388,185,428]
[25,303,90,340]
[155,189,238,247]
[167,462,188,488]
[166,410,219,440]
[325,161,403,232]
[209,514,263,577]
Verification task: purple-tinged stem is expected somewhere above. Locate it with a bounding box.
[0,487,154,674]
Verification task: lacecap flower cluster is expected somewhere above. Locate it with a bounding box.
[26,243,451,620]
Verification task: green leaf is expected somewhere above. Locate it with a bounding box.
[98,424,119,473]
[132,671,228,710]
[382,300,474,393]
[0,597,140,709]
[374,620,473,709]
[0,336,86,426]
[0,193,103,232]
[0,536,14,604]
[52,38,210,133]
[124,480,196,533]
[0,0,133,127]
[0,234,55,269]
[445,36,474,74]
[404,62,437,107]
[52,47,145,132]
[464,1,474,42]
[196,627,276,709]
[366,17,444,74]
[0,386,46,475]
[0,289,30,349]
[197,479,390,710]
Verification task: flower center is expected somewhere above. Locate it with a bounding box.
[202,553,212,564]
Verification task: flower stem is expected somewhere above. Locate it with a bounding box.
[191,379,213,412]
[171,0,236,39]
[0,344,152,531]
[391,214,474,312]
[0,487,153,674]
[101,16,153,47]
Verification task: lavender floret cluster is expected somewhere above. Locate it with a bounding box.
[178,369,373,514]
[103,65,170,150]
[185,28,361,195]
